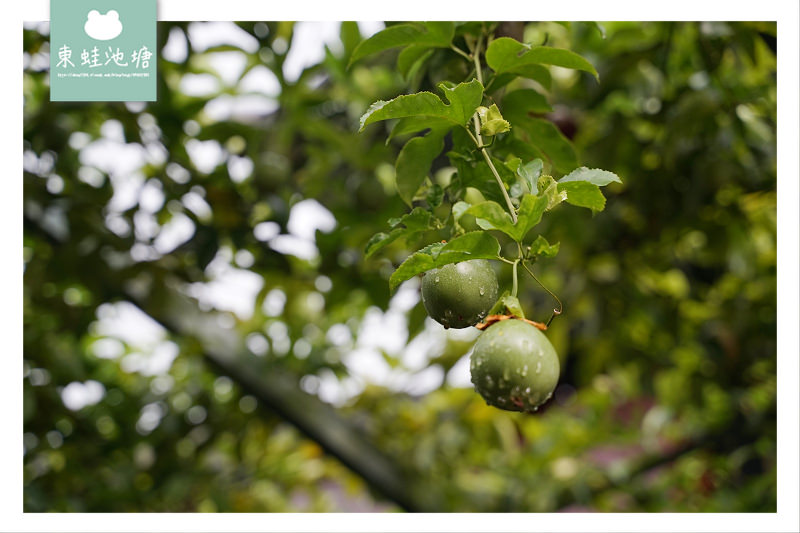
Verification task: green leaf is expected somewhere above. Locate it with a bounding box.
[339,22,362,62]
[584,21,606,39]
[528,235,560,258]
[465,201,516,237]
[348,22,455,67]
[486,37,599,79]
[397,45,435,81]
[452,201,471,222]
[503,89,553,115]
[388,116,451,143]
[507,115,579,174]
[395,129,447,206]
[558,181,607,212]
[477,104,511,136]
[559,166,622,187]
[389,232,501,291]
[359,79,484,132]
[486,65,552,93]
[426,183,444,208]
[364,208,436,258]
[465,194,547,242]
[513,194,549,241]
[517,159,544,194]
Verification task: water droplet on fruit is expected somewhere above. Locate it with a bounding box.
[434,276,440,283]
[479,287,485,296]
[524,387,531,394]
[522,364,528,377]
[536,361,542,374]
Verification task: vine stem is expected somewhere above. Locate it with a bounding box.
[521,261,563,326]
[466,34,518,224]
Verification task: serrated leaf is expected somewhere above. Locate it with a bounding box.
[529,235,560,258]
[517,159,544,194]
[486,37,599,79]
[359,79,484,132]
[348,22,455,67]
[395,129,447,206]
[389,232,501,291]
[559,166,622,187]
[558,181,607,212]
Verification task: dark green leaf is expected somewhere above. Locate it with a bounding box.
[388,116,452,143]
[486,37,598,79]
[389,232,501,291]
[584,21,606,39]
[503,89,553,115]
[507,115,579,174]
[348,22,455,67]
[365,208,436,258]
[397,45,435,81]
[426,183,444,208]
[395,129,447,206]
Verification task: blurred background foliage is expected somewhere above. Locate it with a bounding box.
[23,20,776,512]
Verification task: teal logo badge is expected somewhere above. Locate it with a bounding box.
[50,0,157,102]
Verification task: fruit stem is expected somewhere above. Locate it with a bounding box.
[521,260,563,326]
[466,34,518,224]
[511,259,519,297]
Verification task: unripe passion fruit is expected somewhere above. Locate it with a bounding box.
[470,318,559,412]
[421,259,498,329]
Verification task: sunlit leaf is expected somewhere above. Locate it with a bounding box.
[486,37,598,79]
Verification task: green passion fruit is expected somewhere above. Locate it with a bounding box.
[421,259,498,329]
[470,318,560,412]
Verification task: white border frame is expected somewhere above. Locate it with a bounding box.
[2,1,798,532]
